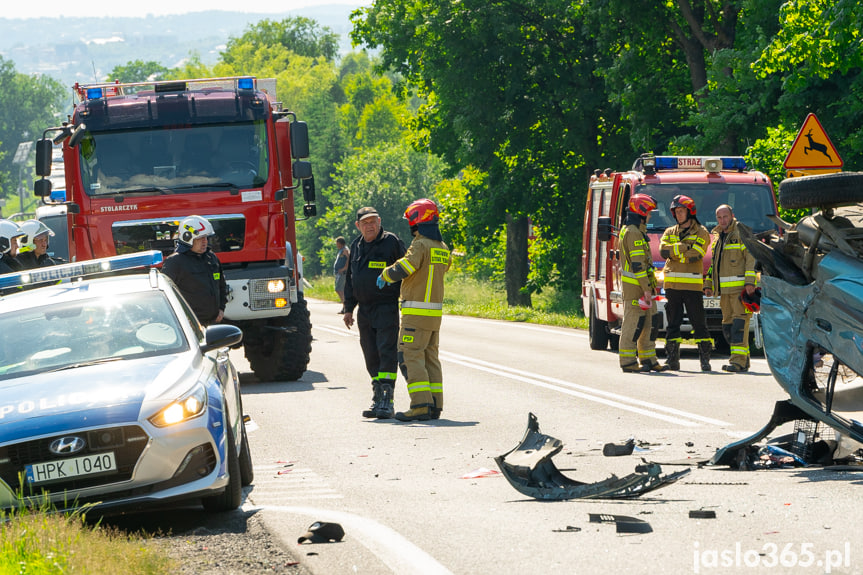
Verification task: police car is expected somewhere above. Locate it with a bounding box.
[0,252,252,513]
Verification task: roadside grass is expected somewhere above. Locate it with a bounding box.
[0,501,174,574]
[304,273,588,330]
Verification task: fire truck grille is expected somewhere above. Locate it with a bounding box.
[249,279,291,311]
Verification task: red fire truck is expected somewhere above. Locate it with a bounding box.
[33,76,316,381]
[582,154,778,351]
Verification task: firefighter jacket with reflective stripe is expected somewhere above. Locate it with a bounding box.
[620,222,655,299]
[660,221,710,292]
[707,219,756,295]
[344,228,406,313]
[382,233,451,321]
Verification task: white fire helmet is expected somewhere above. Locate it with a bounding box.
[0,219,27,255]
[178,215,215,246]
[17,219,54,253]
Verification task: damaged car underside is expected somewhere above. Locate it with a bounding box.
[711,172,863,466]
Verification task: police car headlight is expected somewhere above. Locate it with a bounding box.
[267,279,286,293]
[149,384,207,427]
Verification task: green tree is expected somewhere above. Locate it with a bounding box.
[106,60,169,83]
[352,0,617,304]
[223,17,340,65]
[0,56,65,214]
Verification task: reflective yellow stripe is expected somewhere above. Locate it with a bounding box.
[377,372,397,380]
[430,382,443,393]
[425,265,434,301]
[399,259,416,275]
[619,349,637,358]
[368,261,386,269]
[407,381,430,393]
[402,307,443,317]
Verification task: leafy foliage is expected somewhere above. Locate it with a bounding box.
[105,60,169,83]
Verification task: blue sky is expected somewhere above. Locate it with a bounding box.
[5,0,366,19]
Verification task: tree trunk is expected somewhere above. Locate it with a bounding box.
[505,213,531,307]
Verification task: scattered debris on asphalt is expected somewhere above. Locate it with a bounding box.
[552,526,582,533]
[603,438,635,456]
[297,522,345,544]
[688,510,716,519]
[589,513,652,534]
[495,413,689,500]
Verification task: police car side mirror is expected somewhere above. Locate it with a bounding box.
[597,216,613,242]
[201,324,243,353]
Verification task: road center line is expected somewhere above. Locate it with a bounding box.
[440,351,731,427]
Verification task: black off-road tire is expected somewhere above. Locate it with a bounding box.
[244,296,312,382]
[588,296,610,351]
[779,172,863,210]
[202,426,242,512]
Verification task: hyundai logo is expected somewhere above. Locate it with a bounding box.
[49,436,86,455]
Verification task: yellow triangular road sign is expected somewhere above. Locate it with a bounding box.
[784,114,843,169]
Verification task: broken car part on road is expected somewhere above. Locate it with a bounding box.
[495,413,689,500]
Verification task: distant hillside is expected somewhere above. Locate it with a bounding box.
[0,6,361,87]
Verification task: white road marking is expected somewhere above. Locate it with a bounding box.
[243,503,454,575]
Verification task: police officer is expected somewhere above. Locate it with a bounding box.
[162,215,227,326]
[660,195,712,371]
[343,207,406,419]
[0,219,26,275]
[15,220,63,269]
[619,194,668,373]
[705,204,757,372]
[379,199,451,421]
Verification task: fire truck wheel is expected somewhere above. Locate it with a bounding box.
[779,172,863,210]
[244,296,313,382]
[588,297,610,351]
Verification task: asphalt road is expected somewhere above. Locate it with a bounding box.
[234,299,862,575]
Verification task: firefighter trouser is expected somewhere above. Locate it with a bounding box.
[665,289,711,343]
[720,292,751,369]
[619,299,659,368]
[397,316,442,411]
[357,302,400,386]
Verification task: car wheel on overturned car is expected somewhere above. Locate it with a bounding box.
[202,425,242,512]
[779,172,863,210]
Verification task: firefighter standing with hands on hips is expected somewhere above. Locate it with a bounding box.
[342,207,406,419]
[705,204,758,372]
[162,215,227,326]
[660,195,713,372]
[619,194,668,373]
[378,199,451,421]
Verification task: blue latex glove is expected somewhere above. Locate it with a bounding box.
[376,274,388,290]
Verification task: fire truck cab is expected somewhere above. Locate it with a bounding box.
[582,154,778,350]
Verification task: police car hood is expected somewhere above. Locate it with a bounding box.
[0,353,200,443]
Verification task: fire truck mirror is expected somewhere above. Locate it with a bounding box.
[302,175,316,202]
[68,124,87,149]
[34,177,52,198]
[290,121,309,159]
[303,204,317,218]
[597,216,613,242]
[293,161,312,181]
[35,138,53,177]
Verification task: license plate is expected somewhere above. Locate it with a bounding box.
[703,297,721,308]
[26,452,117,485]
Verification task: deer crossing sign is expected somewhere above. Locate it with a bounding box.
[783,113,843,175]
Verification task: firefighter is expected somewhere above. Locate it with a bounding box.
[379,198,451,421]
[659,195,713,371]
[0,219,26,275]
[705,204,757,372]
[15,219,63,269]
[162,215,227,326]
[619,194,668,373]
[343,207,406,419]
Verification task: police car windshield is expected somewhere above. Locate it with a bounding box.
[0,291,188,380]
[637,183,778,234]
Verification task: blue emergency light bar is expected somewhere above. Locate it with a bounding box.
[654,156,747,171]
[0,250,163,290]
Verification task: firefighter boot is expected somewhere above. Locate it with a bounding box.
[664,341,680,371]
[395,387,433,422]
[374,383,395,419]
[431,392,443,420]
[698,340,712,372]
[362,381,381,418]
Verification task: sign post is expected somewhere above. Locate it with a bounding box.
[783,114,842,178]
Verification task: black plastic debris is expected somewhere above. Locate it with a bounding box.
[298,522,345,544]
[589,513,653,534]
[689,510,716,519]
[603,438,635,456]
[495,413,690,500]
[552,526,582,533]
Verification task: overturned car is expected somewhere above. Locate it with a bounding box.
[711,172,863,466]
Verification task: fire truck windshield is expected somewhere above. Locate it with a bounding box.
[636,183,777,234]
[78,120,269,196]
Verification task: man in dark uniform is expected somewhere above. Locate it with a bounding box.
[162,215,227,326]
[343,207,406,419]
[15,220,64,269]
[0,219,26,275]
